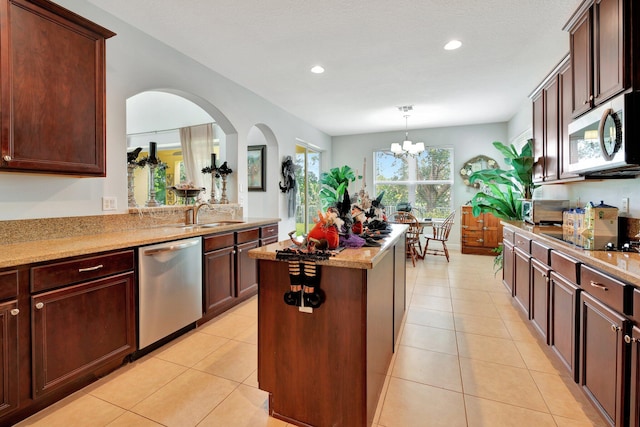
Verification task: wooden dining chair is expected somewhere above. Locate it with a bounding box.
[393,211,423,267]
[423,211,455,262]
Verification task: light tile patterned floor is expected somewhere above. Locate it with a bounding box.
[16,251,606,427]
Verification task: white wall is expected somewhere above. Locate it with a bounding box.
[332,123,509,248]
[0,0,331,238]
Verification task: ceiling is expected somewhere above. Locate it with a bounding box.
[87,0,583,136]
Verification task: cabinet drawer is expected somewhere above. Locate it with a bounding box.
[531,240,552,265]
[0,269,19,301]
[260,224,278,239]
[31,250,135,293]
[462,230,484,246]
[581,264,627,314]
[204,232,234,252]
[550,251,581,284]
[514,233,531,253]
[236,227,259,244]
[503,227,515,244]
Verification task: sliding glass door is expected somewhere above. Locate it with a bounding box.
[294,145,321,234]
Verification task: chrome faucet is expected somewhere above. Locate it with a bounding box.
[193,202,211,224]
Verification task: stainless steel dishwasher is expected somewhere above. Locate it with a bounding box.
[138,236,202,350]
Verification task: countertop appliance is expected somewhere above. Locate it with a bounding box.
[522,199,569,225]
[566,91,640,176]
[138,236,202,350]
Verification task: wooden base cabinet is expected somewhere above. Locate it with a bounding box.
[579,292,629,427]
[502,231,515,295]
[530,258,551,343]
[628,326,640,427]
[202,224,277,323]
[550,271,581,381]
[513,234,532,317]
[31,272,136,398]
[460,206,503,255]
[0,300,19,418]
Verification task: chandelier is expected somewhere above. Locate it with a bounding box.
[390,108,425,158]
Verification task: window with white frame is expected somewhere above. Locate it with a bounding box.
[374,146,454,219]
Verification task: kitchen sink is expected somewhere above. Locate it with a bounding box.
[174,220,245,230]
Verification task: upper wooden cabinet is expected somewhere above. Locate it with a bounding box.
[532,57,577,183]
[0,0,115,176]
[566,0,628,118]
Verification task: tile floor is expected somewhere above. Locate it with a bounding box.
[16,250,606,427]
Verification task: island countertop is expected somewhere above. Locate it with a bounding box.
[248,223,408,269]
[0,217,279,269]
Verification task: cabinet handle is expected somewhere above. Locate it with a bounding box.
[78,264,104,273]
[625,335,636,344]
[482,226,488,230]
[10,308,19,316]
[3,155,10,162]
[611,324,621,332]
[461,225,469,229]
[35,302,44,310]
[462,211,468,215]
[477,219,484,223]
[589,281,608,291]
[477,239,484,243]
[232,250,236,254]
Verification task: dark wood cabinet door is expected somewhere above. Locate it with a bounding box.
[0,300,19,417]
[593,0,624,105]
[559,60,580,179]
[543,77,559,181]
[502,240,514,295]
[532,92,545,182]
[203,246,235,319]
[579,291,628,427]
[31,272,135,398]
[628,325,640,427]
[570,11,593,117]
[236,240,259,299]
[0,0,114,175]
[530,259,551,343]
[549,272,580,381]
[513,248,531,317]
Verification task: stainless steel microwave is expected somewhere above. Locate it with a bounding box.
[566,91,640,176]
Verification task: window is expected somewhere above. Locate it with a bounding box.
[374,146,453,219]
[294,145,321,234]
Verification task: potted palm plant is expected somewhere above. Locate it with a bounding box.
[468,139,537,272]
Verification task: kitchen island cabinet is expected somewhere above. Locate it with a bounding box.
[0,0,115,176]
[250,225,407,427]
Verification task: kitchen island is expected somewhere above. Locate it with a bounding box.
[248,224,407,427]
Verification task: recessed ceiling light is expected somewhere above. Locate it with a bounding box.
[444,40,462,50]
[310,65,325,74]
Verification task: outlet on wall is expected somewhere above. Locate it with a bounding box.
[102,197,117,211]
[622,197,629,213]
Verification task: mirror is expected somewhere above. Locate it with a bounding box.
[459,155,499,188]
[126,91,226,207]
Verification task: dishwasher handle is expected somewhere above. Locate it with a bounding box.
[143,239,199,256]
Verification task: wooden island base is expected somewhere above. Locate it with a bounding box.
[253,229,406,427]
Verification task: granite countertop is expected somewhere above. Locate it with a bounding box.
[0,217,279,269]
[502,220,640,284]
[248,224,408,270]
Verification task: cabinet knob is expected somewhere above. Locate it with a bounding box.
[461,225,469,229]
[2,155,10,162]
[10,308,19,316]
[625,335,636,344]
[611,324,621,332]
[35,302,44,310]
[477,239,484,243]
